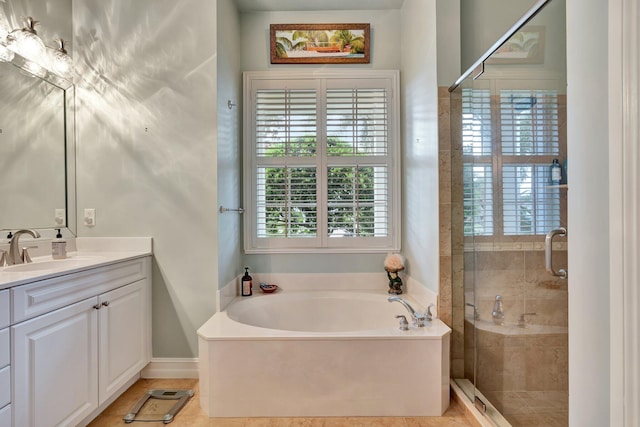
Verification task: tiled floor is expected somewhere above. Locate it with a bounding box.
[497,390,568,427]
[88,378,476,427]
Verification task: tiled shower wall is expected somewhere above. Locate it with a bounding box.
[438,87,465,378]
[439,87,569,381]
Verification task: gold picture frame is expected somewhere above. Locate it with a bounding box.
[487,26,545,64]
[270,23,370,64]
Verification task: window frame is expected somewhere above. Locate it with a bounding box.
[462,78,567,243]
[243,70,401,254]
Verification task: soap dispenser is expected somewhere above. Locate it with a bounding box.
[51,228,67,259]
[550,158,562,185]
[241,267,253,296]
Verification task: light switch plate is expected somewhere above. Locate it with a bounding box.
[54,209,65,227]
[84,208,96,227]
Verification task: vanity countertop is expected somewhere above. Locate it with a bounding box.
[0,237,152,290]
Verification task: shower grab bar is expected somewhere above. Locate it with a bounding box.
[545,227,567,279]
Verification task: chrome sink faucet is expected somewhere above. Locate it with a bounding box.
[7,229,41,265]
[388,296,434,327]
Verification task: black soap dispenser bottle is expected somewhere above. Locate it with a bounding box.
[241,267,253,296]
[550,158,562,185]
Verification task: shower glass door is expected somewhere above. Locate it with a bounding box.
[451,1,568,425]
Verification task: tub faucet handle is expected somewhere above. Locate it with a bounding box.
[426,304,435,321]
[466,302,480,320]
[518,312,537,327]
[388,296,426,327]
[395,315,409,331]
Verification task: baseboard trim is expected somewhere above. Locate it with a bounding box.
[141,358,199,379]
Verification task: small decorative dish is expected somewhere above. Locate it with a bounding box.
[259,283,279,293]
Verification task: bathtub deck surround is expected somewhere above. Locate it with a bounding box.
[198,287,450,418]
[216,271,439,313]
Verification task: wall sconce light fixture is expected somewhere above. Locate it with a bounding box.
[3,16,73,79]
[6,16,46,63]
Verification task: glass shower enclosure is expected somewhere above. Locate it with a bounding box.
[450,1,568,425]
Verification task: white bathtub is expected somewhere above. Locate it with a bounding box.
[197,290,451,417]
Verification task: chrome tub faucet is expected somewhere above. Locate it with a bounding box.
[388,296,434,327]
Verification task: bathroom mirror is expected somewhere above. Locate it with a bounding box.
[0,54,76,235]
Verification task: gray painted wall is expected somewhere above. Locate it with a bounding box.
[459,0,537,72]
[400,0,440,293]
[216,0,243,289]
[436,0,461,86]
[73,0,219,357]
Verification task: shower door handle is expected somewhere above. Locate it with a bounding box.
[545,227,567,279]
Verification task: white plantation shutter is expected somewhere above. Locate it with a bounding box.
[500,89,561,235]
[502,165,560,235]
[462,88,494,236]
[255,89,317,157]
[256,166,317,238]
[326,88,388,156]
[325,86,390,239]
[254,86,319,240]
[327,165,388,238]
[244,71,400,253]
[500,89,559,156]
[462,88,492,156]
[462,85,562,238]
[463,164,494,236]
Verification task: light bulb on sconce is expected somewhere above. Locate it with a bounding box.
[0,27,14,62]
[2,17,75,81]
[22,59,46,78]
[6,17,46,63]
[48,39,73,78]
[0,42,14,62]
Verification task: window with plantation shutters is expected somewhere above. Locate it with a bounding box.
[462,83,564,239]
[244,71,400,253]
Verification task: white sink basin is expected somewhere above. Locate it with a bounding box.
[3,255,107,273]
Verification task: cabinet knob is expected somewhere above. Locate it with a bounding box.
[93,303,101,310]
[102,301,110,307]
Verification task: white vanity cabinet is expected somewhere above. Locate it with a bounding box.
[9,256,151,427]
[98,278,149,405]
[0,289,10,426]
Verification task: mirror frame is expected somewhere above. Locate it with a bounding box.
[1,46,76,236]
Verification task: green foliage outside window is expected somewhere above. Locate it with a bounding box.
[262,137,376,238]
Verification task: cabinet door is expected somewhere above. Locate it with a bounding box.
[0,404,10,427]
[98,279,149,404]
[12,297,99,427]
